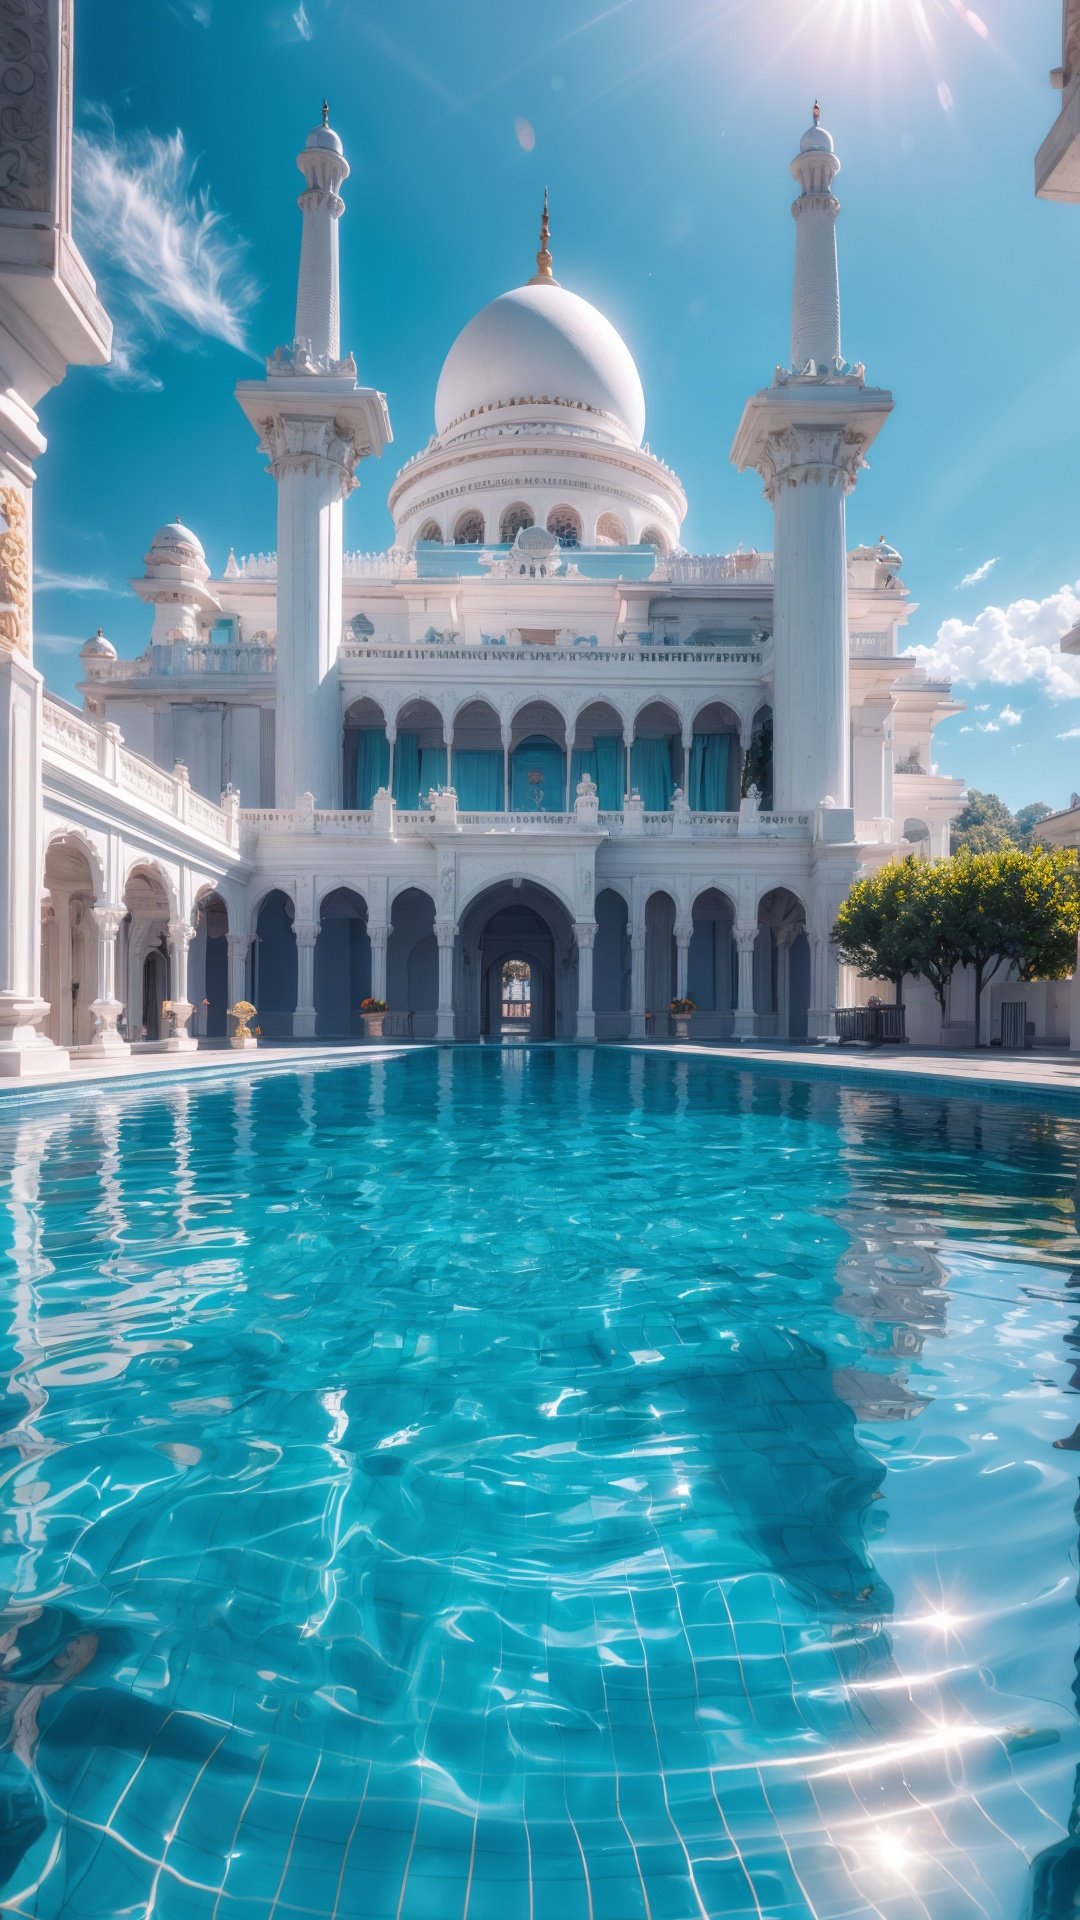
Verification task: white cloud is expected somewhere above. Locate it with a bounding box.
[959,556,998,588]
[1058,728,1080,740]
[35,565,125,595]
[73,114,260,389]
[293,2,313,38]
[907,579,1080,701]
[998,705,1023,726]
[977,720,999,733]
[974,703,990,711]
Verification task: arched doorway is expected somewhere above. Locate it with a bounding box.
[499,959,533,1036]
[252,890,297,1040]
[644,891,676,1028]
[594,888,630,1038]
[757,888,810,1040]
[458,882,576,1040]
[41,836,101,1048]
[387,888,437,1038]
[688,888,736,1039]
[190,891,229,1038]
[315,888,371,1039]
[123,863,173,1044]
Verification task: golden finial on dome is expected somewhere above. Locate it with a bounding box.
[528,187,559,287]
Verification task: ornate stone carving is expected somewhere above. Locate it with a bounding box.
[0,483,29,653]
[758,424,867,499]
[259,413,365,494]
[0,0,50,213]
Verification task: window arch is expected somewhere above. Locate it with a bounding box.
[500,502,534,544]
[417,520,443,544]
[453,510,485,545]
[596,512,627,546]
[547,505,582,549]
[640,526,670,556]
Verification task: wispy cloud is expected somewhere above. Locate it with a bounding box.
[998,704,1023,726]
[73,112,260,391]
[907,580,1080,701]
[958,556,998,588]
[293,1,313,38]
[35,565,126,595]
[1058,728,1080,740]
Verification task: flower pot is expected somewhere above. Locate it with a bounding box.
[673,1014,693,1041]
[230,1033,258,1050]
[362,1013,386,1041]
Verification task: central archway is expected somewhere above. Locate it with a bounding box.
[458,881,577,1040]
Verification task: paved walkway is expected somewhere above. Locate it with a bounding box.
[2,1037,1079,1109]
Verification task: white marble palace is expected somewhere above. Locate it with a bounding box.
[0,14,965,1075]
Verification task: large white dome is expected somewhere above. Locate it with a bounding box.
[434,283,646,447]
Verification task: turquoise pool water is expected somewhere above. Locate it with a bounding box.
[1,1049,1080,1920]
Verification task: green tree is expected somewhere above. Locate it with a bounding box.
[947,846,1080,1046]
[1014,801,1054,849]
[951,788,1017,854]
[832,858,925,1006]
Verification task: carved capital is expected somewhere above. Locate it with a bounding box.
[167,921,195,950]
[368,923,388,951]
[293,920,318,948]
[574,921,599,950]
[734,926,759,955]
[760,423,867,500]
[92,905,126,941]
[259,413,366,497]
[434,919,458,946]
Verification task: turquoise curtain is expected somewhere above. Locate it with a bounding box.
[511,736,566,811]
[356,729,390,808]
[631,737,673,811]
[571,733,623,810]
[453,750,504,811]
[419,744,448,794]
[689,733,731,811]
[392,732,421,809]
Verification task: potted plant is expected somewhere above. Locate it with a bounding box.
[360,996,388,1039]
[228,999,258,1049]
[669,996,696,1041]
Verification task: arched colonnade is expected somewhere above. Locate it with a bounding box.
[342,695,772,815]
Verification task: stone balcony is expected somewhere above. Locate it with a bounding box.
[238,790,818,843]
[43,696,246,854]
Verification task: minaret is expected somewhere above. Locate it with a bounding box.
[791,103,841,375]
[295,101,345,361]
[731,108,893,818]
[236,106,391,812]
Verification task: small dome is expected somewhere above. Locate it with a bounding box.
[801,121,834,154]
[435,282,646,447]
[80,626,116,661]
[306,123,343,155]
[876,536,902,565]
[145,521,208,572]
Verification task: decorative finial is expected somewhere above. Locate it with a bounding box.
[528,187,559,287]
[813,100,821,123]
[322,99,329,127]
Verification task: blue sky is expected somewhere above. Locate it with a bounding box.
[34,0,1080,811]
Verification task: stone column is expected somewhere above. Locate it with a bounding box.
[808,916,841,1042]
[733,925,758,1041]
[369,922,388,1004]
[777,927,795,1041]
[575,920,597,1042]
[293,921,317,1039]
[564,727,575,812]
[385,727,396,808]
[501,724,511,813]
[674,918,693,1000]
[166,921,197,1052]
[623,728,633,802]
[435,920,457,1040]
[629,929,647,1040]
[87,905,129,1057]
[227,933,250,1010]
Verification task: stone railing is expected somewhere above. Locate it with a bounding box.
[81,641,277,682]
[222,549,775,587]
[43,697,243,853]
[662,554,773,586]
[338,642,766,668]
[236,800,811,842]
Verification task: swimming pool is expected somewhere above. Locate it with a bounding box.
[0,1047,1078,1920]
